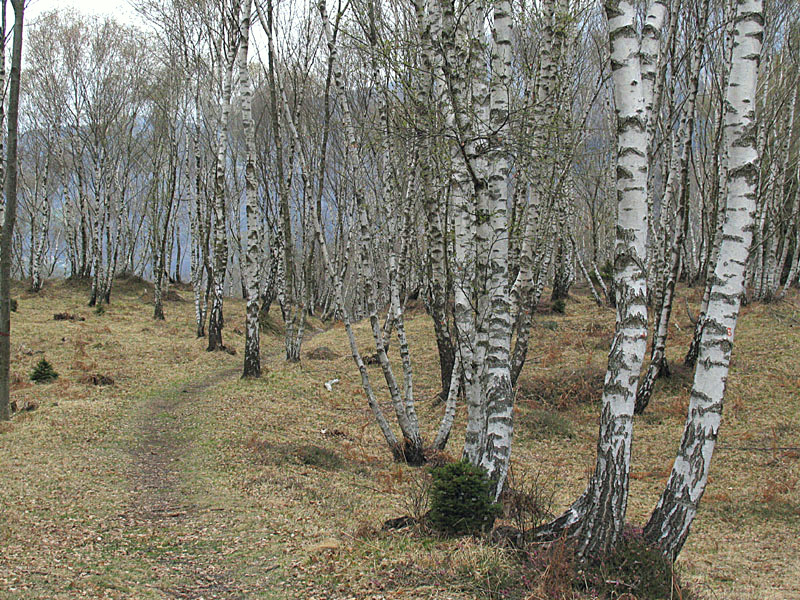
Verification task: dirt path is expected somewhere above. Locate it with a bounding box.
[127,366,244,599]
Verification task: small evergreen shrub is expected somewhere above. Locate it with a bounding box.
[30,358,58,384]
[551,299,566,314]
[10,298,18,312]
[428,460,501,535]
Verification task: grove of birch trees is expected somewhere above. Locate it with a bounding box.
[2,0,797,563]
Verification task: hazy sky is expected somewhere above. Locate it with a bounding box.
[25,0,140,25]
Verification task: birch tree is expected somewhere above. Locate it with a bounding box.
[239,0,262,377]
[533,0,654,559]
[645,0,764,557]
[636,0,711,414]
[207,2,240,351]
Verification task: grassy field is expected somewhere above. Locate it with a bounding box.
[1,278,798,599]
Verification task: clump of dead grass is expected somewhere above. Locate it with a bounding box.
[501,468,558,539]
[517,366,605,410]
[78,373,115,386]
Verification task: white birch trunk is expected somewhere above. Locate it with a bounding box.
[31,154,50,293]
[208,28,238,351]
[239,0,261,378]
[479,0,514,495]
[781,161,800,296]
[686,9,736,366]
[88,157,104,306]
[189,106,207,337]
[535,0,651,558]
[771,88,797,297]
[414,0,456,401]
[644,0,763,558]
[636,0,710,413]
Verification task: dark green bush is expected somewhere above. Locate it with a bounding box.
[551,299,566,314]
[428,460,501,536]
[10,298,18,312]
[30,358,58,384]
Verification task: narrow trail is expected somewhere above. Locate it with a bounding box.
[122,327,319,598]
[126,365,245,599]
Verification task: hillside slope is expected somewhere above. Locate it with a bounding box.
[1,281,798,599]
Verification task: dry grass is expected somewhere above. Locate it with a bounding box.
[0,280,798,599]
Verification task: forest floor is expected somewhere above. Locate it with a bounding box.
[1,277,798,599]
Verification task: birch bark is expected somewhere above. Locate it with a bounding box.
[479,0,514,495]
[189,100,208,337]
[207,18,239,351]
[414,0,455,402]
[535,0,651,558]
[239,0,261,378]
[636,0,710,414]
[645,0,763,557]
[261,0,302,362]
[686,8,735,366]
[30,153,51,293]
[566,0,650,557]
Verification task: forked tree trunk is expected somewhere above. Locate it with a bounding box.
[573,234,603,306]
[279,60,406,462]
[535,0,651,559]
[567,0,650,558]
[645,0,763,557]
[319,0,425,464]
